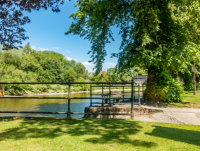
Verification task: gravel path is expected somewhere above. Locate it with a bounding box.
[135,105,200,125]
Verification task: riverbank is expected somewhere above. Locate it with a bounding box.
[5,89,132,96]
[4,83,135,96]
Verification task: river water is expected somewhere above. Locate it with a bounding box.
[0,90,132,118]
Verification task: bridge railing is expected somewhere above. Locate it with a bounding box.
[0,80,146,119]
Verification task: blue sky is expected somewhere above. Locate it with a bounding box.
[22,1,122,72]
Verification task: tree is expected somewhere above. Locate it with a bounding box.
[89,71,109,82]
[107,67,147,82]
[66,0,200,102]
[0,0,66,49]
[64,67,77,82]
[74,63,88,80]
[107,68,120,82]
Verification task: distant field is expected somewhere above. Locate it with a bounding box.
[0,118,199,151]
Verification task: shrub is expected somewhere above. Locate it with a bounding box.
[162,80,184,103]
[55,86,62,92]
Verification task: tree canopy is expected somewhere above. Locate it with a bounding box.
[66,0,200,102]
[0,0,66,50]
[66,0,200,73]
[0,43,88,83]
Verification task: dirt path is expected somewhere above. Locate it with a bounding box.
[135,105,200,125]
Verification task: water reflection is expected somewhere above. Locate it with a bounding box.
[0,91,132,118]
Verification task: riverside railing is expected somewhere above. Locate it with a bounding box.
[0,80,145,120]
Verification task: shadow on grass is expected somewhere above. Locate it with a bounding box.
[0,118,156,148]
[146,126,200,146]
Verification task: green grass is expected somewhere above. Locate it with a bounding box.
[0,118,200,151]
[167,90,200,108]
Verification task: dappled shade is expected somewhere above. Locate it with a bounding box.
[0,118,156,148]
[146,126,200,147]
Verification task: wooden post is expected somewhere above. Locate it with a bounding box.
[131,79,134,120]
[102,84,104,107]
[138,83,140,106]
[90,84,92,106]
[67,80,71,119]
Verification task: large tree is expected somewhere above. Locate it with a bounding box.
[66,0,200,102]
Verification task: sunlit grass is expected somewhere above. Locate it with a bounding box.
[0,118,199,151]
[168,90,200,108]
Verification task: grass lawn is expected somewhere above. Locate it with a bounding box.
[167,90,200,108]
[0,118,200,151]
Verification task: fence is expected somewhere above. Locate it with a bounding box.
[0,80,145,120]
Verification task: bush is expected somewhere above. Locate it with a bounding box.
[46,85,53,89]
[184,78,194,91]
[144,68,184,103]
[162,80,184,103]
[197,82,200,90]
[144,79,183,103]
[74,77,90,91]
[55,86,62,92]
[4,84,31,95]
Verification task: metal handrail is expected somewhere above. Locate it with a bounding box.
[0,80,145,120]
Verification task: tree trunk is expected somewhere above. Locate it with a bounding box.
[144,67,164,103]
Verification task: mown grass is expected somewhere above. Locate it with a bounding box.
[167,90,200,108]
[0,118,199,151]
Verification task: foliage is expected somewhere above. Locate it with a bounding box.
[0,44,89,94]
[64,67,77,82]
[169,90,200,108]
[106,67,147,82]
[179,62,200,91]
[66,0,200,102]
[74,77,90,91]
[74,63,88,80]
[162,80,184,103]
[89,71,109,82]
[0,0,65,49]
[144,67,183,103]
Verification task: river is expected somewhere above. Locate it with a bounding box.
[0,90,132,118]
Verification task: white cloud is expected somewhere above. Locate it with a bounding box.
[31,46,36,50]
[82,61,94,66]
[105,63,117,66]
[65,56,78,62]
[66,50,72,53]
[53,47,59,49]
[39,47,49,51]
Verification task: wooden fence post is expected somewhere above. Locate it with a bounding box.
[67,80,71,119]
[131,79,134,120]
